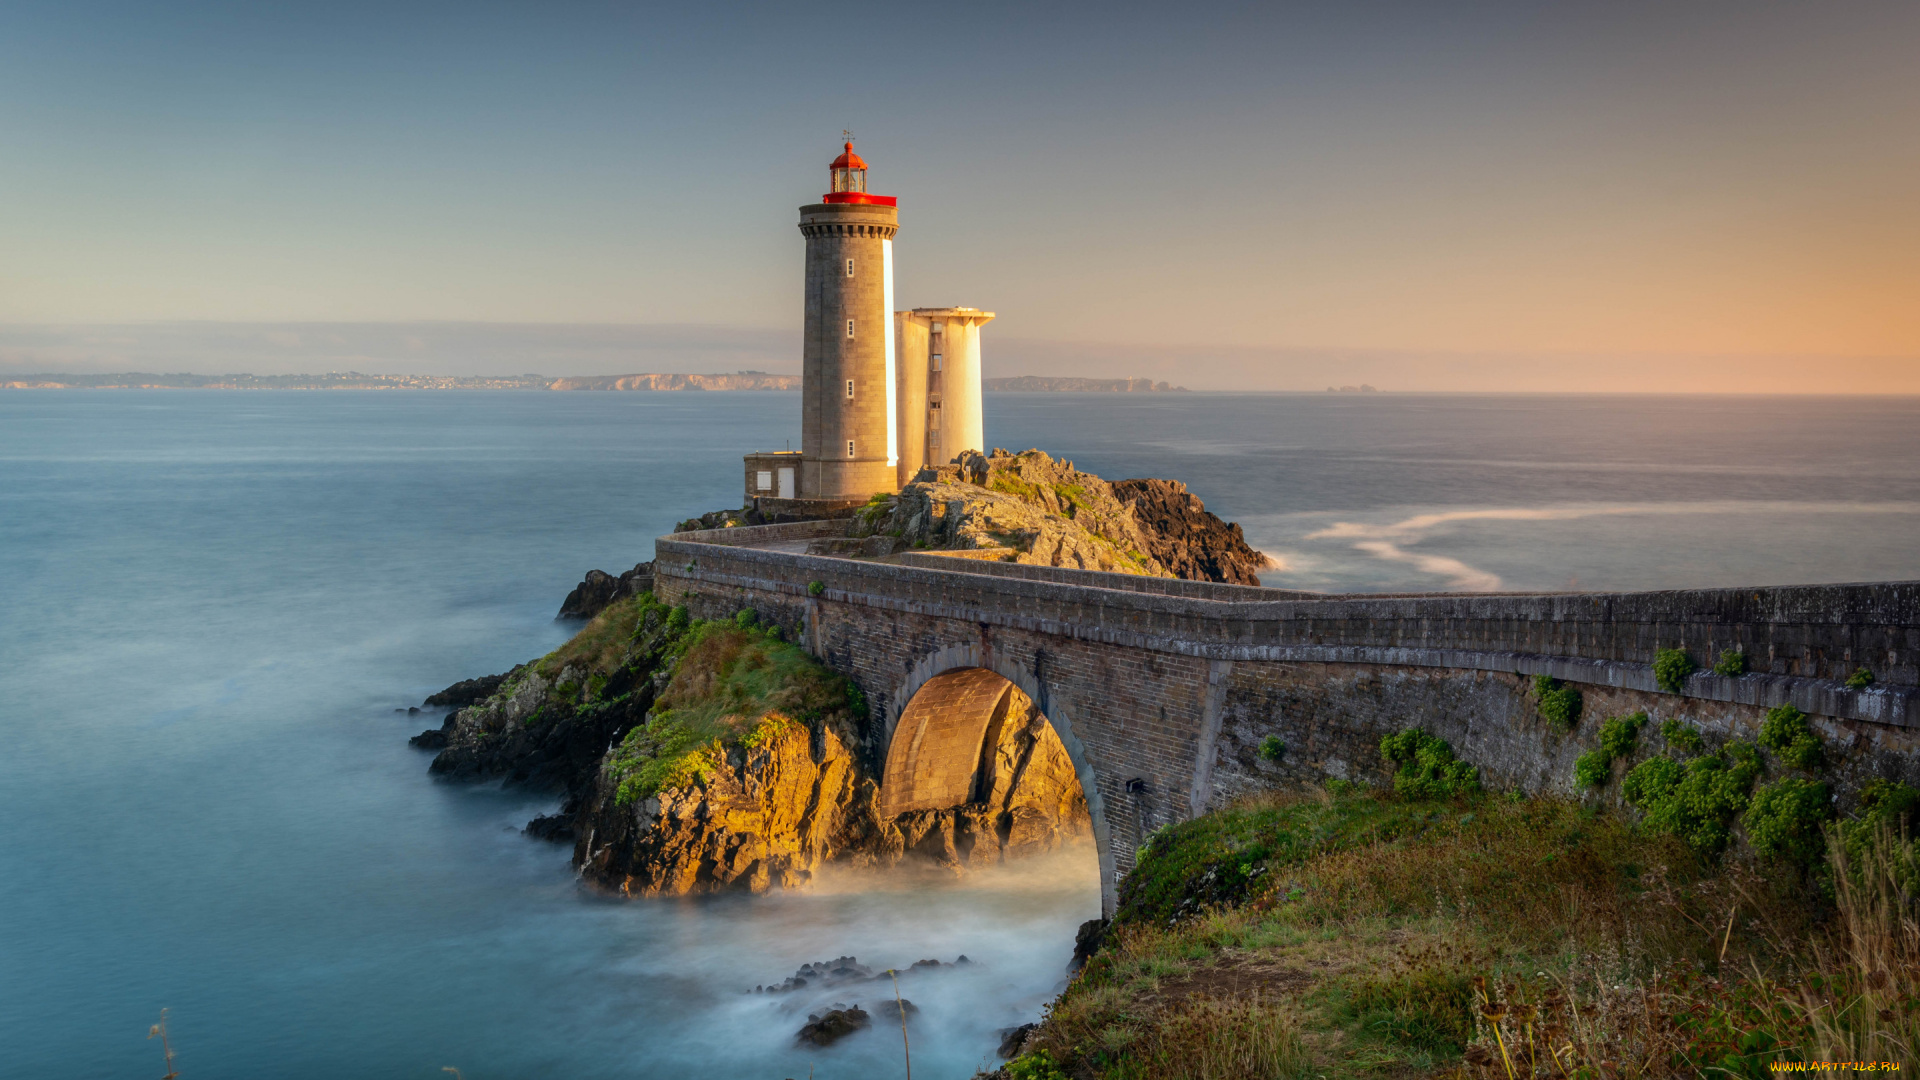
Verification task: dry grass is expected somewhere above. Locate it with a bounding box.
[533,593,654,680]
[1013,787,1913,1079]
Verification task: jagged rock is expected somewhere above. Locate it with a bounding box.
[796,1006,871,1046]
[673,502,865,533]
[852,449,1173,576]
[1070,917,1109,972]
[524,813,575,843]
[409,727,449,749]
[873,998,917,1021]
[998,1023,1039,1059]
[426,594,1089,899]
[1111,478,1268,585]
[574,677,1090,896]
[556,562,654,620]
[425,672,511,707]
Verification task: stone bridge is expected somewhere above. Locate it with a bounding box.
[654,520,1920,914]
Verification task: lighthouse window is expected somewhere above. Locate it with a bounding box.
[932,354,942,371]
[846,440,856,458]
[931,321,944,334]
[847,319,855,338]
[846,379,855,398]
[846,259,855,277]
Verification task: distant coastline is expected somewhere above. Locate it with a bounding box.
[3,371,1191,392]
[983,376,1187,392]
[0,371,796,391]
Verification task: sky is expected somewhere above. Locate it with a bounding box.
[2,0,1917,391]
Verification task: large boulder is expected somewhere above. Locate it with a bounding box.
[855,449,1173,577]
[556,562,653,620]
[1111,478,1269,586]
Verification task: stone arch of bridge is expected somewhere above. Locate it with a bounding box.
[882,644,1116,915]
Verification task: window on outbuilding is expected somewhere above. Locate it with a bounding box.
[756,470,772,491]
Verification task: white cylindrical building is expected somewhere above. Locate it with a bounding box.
[894,307,994,485]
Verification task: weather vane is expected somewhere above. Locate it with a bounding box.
[842,128,854,143]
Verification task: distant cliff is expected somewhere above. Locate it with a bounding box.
[1,371,797,391]
[544,373,798,391]
[984,376,1188,392]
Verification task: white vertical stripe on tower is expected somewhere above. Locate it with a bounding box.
[882,238,898,467]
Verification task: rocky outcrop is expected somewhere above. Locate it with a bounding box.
[1111,478,1269,585]
[422,593,1092,897]
[674,502,863,533]
[577,719,872,895]
[573,669,1090,895]
[851,449,1174,577]
[423,671,513,707]
[556,562,654,620]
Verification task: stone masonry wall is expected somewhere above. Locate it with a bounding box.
[654,522,1920,913]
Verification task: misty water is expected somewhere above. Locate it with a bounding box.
[4,391,1918,1078]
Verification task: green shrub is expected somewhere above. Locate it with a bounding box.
[1661,719,1705,755]
[1839,779,1920,868]
[666,605,690,631]
[1623,746,1762,857]
[1573,713,1647,788]
[1743,777,1831,866]
[1574,749,1612,788]
[1759,703,1822,770]
[1713,648,1747,677]
[1005,1049,1069,1080]
[1538,683,1583,730]
[733,608,756,628]
[1258,735,1286,762]
[807,580,825,597]
[552,680,580,706]
[1845,667,1875,690]
[1380,729,1480,799]
[1600,711,1648,759]
[1654,647,1696,693]
[586,673,608,699]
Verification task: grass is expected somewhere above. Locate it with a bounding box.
[530,593,657,683]
[1011,689,1920,1080]
[1027,784,1758,1078]
[607,620,860,806]
[1016,776,1920,1079]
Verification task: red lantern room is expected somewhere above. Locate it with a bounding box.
[822,138,897,207]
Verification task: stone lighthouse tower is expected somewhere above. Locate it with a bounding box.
[797,140,899,500]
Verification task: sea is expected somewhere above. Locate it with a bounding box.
[2,390,1917,1079]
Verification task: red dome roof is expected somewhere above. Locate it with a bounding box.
[830,141,866,170]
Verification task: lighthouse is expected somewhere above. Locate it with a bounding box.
[796,140,900,500]
[740,140,994,512]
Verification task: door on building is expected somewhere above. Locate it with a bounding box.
[777,467,795,499]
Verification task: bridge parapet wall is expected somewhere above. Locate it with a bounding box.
[661,524,1918,726]
[656,524,1920,912]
